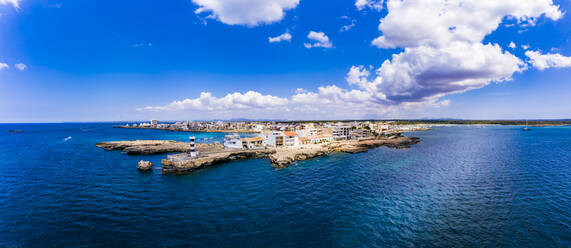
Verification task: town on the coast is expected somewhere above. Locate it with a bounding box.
[98,118,571,173]
[121,119,430,139]
[97,120,427,173]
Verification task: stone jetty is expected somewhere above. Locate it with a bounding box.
[96,136,420,174]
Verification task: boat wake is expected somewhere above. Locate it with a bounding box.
[63,136,72,141]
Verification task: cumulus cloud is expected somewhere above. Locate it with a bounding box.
[303,31,332,49]
[191,0,299,26]
[363,0,562,105]
[269,32,292,43]
[525,51,571,70]
[292,85,371,105]
[361,43,525,104]
[137,91,288,112]
[14,63,26,71]
[372,1,562,49]
[355,0,383,11]
[0,63,9,70]
[0,0,21,8]
[138,0,566,119]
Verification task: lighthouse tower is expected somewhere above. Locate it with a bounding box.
[189,136,198,157]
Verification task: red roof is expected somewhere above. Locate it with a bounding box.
[283,131,298,136]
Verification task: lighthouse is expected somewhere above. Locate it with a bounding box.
[189,136,198,157]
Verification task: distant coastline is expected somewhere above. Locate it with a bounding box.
[114,125,261,133]
[390,120,571,127]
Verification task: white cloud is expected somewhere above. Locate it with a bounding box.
[522,44,530,50]
[371,42,524,104]
[509,42,516,49]
[525,51,571,70]
[269,32,292,43]
[372,0,562,49]
[0,63,9,70]
[137,91,288,112]
[340,18,356,32]
[355,0,383,11]
[191,0,299,26]
[14,63,26,71]
[0,0,21,8]
[304,31,332,49]
[364,0,561,105]
[132,42,153,48]
[138,0,566,119]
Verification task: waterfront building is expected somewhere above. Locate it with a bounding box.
[242,137,264,149]
[350,130,370,140]
[283,131,300,146]
[309,135,333,144]
[223,134,242,149]
[151,119,158,127]
[264,131,285,147]
[333,124,352,140]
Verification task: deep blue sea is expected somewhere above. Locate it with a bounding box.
[0,123,569,247]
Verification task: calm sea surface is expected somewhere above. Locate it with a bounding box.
[0,123,569,247]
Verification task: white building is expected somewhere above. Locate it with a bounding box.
[283,131,300,146]
[151,119,158,127]
[309,135,332,144]
[223,134,242,149]
[307,128,318,137]
[253,124,265,131]
[242,137,264,149]
[264,131,285,147]
[297,128,317,137]
[333,124,352,140]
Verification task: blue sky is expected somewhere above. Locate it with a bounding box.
[1,0,571,122]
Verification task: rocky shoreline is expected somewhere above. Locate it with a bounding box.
[96,136,420,174]
[95,140,222,155]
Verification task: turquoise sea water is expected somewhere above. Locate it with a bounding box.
[0,123,569,247]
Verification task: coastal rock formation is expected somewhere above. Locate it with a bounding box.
[138,160,154,171]
[95,140,222,155]
[99,136,421,174]
[161,149,275,174]
[333,136,421,153]
[269,145,329,168]
[338,145,368,153]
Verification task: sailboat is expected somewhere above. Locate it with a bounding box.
[523,120,531,131]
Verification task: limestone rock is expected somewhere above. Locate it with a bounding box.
[137,160,154,171]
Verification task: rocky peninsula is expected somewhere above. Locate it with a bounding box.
[96,136,420,174]
[95,140,221,155]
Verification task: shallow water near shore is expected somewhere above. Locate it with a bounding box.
[0,123,570,247]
